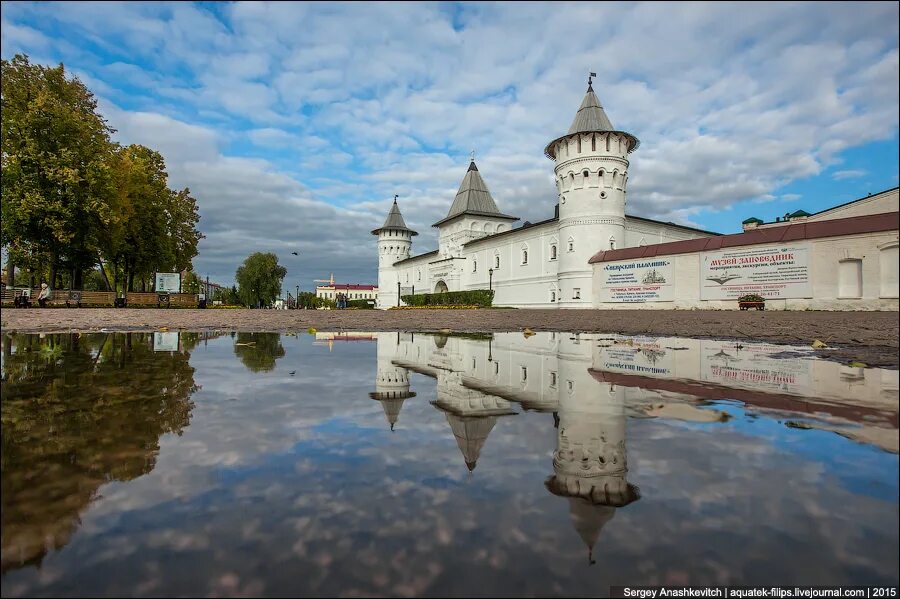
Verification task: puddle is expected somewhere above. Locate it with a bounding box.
[1,331,897,596]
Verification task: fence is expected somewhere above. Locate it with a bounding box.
[1,288,200,307]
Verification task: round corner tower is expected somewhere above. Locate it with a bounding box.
[372,196,417,309]
[544,77,639,308]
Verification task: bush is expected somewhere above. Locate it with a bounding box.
[738,294,765,303]
[347,299,375,309]
[401,289,494,307]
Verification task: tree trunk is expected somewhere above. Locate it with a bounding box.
[74,267,83,290]
[6,258,13,288]
[98,258,113,291]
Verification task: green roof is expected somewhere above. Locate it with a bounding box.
[789,210,811,218]
[742,217,764,224]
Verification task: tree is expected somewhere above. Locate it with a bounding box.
[235,252,286,307]
[181,271,201,294]
[1,54,115,290]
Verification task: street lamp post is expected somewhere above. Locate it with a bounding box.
[397,281,400,307]
[488,268,494,292]
[296,285,300,309]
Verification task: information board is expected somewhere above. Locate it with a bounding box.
[701,245,810,300]
[599,259,674,302]
[155,272,181,293]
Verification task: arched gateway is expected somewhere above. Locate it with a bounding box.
[434,280,449,293]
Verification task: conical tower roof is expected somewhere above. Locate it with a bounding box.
[446,414,498,472]
[568,85,615,134]
[372,197,418,236]
[544,81,640,159]
[432,161,518,227]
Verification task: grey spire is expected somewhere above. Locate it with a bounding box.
[432,161,518,227]
[544,79,640,159]
[567,86,615,135]
[372,196,418,236]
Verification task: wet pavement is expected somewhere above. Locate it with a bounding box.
[1,331,897,596]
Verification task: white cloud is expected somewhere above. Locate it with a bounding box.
[832,169,869,180]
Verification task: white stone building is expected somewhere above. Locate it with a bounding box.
[373,80,715,309]
[373,79,899,310]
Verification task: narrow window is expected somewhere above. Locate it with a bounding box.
[606,134,610,151]
[567,380,574,393]
[495,254,500,269]
[550,372,557,387]
[609,237,616,250]
[521,366,527,381]
[550,245,557,260]
[522,249,528,264]
[551,290,556,303]
[473,259,477,273]
[577,136,581,153]
[573,288,581,300]
[494,362,500,375]
[591,135,596,151]
[567,239,574,252]
[583,170,590,179]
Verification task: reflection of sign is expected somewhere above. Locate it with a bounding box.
[700,340,812,394]
[155,272,181,293]
[600,336,675,376]
[701,245,810,300]
[600,260,674,302]
[153,332,179,352]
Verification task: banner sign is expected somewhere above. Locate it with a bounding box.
[155,272,181,293]
[599,259,674,302]
[701,245,810,300]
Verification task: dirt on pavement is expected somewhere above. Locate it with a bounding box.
[2,307,898,368]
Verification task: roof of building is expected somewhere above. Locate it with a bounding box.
[742,217,764,225]
[589,210,900,264]
[462,212,719,248]
[372,198,418,236]
[808,186,899,218]
[392,249,439,266]
[544,84,640,159]
[317,283,378,291]
[432,161,518,228]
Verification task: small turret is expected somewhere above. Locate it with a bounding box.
[373,196,417,309]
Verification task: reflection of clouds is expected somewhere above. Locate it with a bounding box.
[2,334,898,597]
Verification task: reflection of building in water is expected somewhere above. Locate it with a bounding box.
[370,332,416,430]
[376,331,641,551]
[546,376,640,563]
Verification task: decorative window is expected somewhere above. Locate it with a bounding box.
[494,254,500,269]
[567,238,574,252]
[417,269,422,281]
[521,247,528,265]
[550,372,557,387]
[591,135,596,151]
[521,366,527,381]
[550,244,557,260]
[567,380,574,393]
[838,259,862,298]
[609,237,616,250]
[573,288,581,300]
[550,290,556,303]
[583,170,590,179]
[473,259,477,273]
[577,137,582,153]
[494,361,500,375]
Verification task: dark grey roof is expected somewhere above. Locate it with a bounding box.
[568,85,614,134]
[433,161,518,227]
[392,250,438,266]
[544,84,640,159]
[372,198,418,236]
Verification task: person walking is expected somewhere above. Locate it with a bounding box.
[37,282,51,308]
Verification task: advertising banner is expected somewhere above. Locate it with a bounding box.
[599,259,674,302]
[701,245,810,300]
[155,272,181,293]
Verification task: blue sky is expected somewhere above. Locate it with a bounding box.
[2,1,897,287]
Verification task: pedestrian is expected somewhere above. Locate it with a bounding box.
[38,282,51,308]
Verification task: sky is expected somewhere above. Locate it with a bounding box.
[1,1,898,289]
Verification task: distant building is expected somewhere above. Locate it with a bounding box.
[315,283,378,302]
[373,76,899,310]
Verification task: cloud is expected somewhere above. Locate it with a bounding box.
[832,169,869,180]
[1,1,897,285]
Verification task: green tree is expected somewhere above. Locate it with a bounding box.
[1,54,114,290]
[232,333,285,372]
[235,252,286,307]
[182,271,201,294]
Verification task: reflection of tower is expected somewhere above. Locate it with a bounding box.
[432,370,516,471]
[370,333,416,430]
[546,358,639,564]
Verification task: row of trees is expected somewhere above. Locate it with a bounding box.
[1,54,203,292]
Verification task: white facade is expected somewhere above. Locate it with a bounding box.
[315,285,378,301]
[374,81,712,309]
